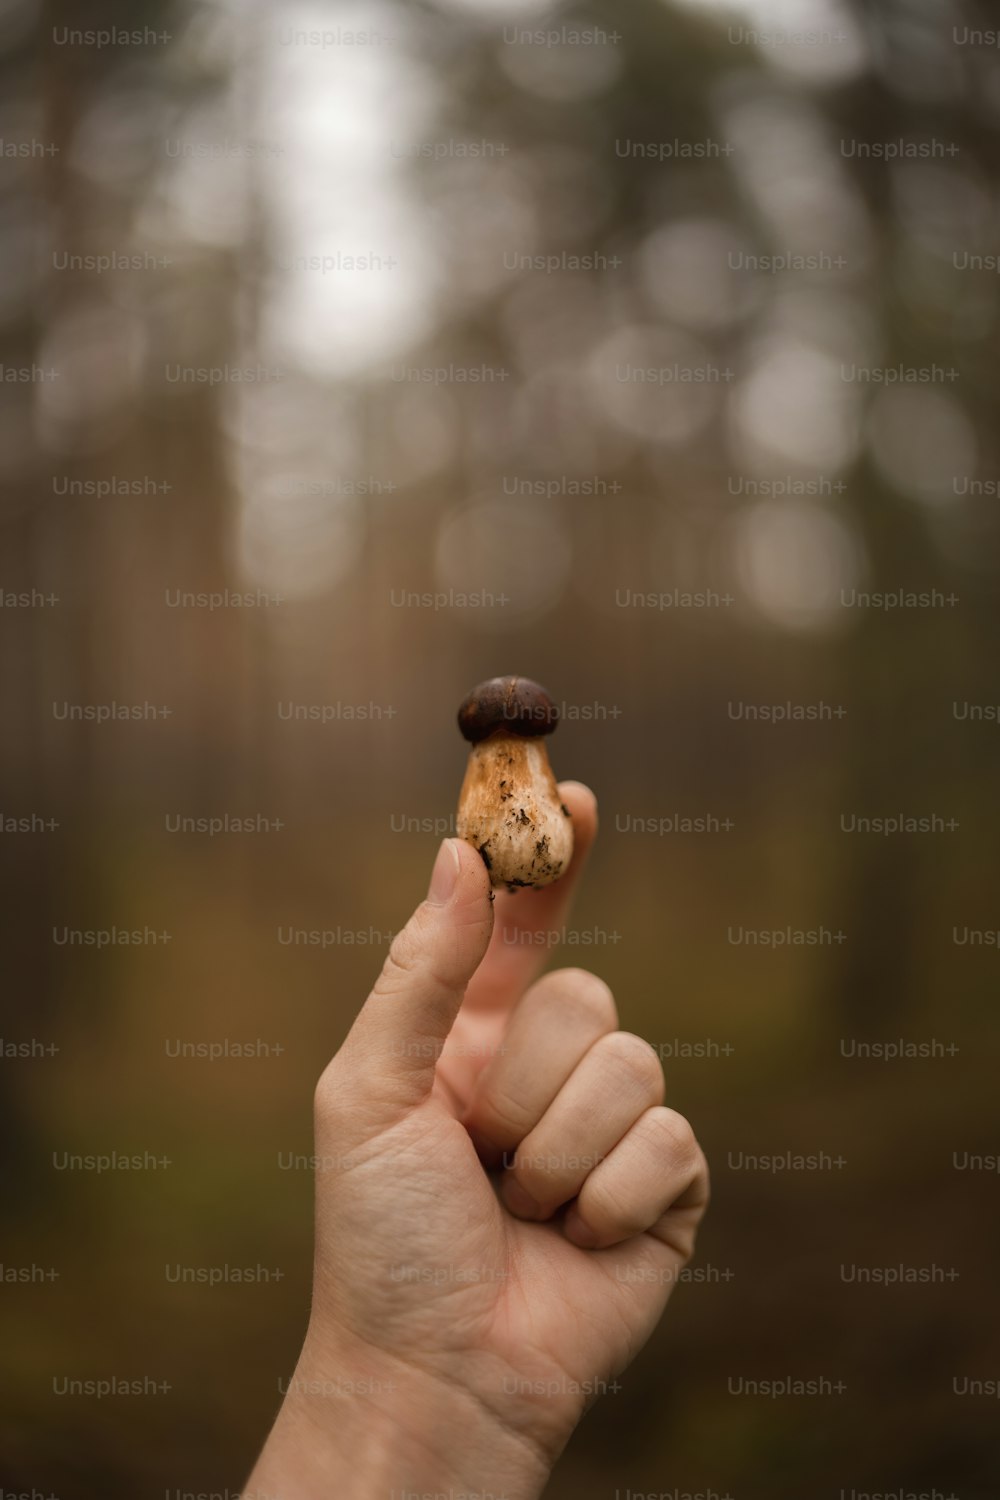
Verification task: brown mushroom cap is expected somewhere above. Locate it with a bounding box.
[457,675,558,743]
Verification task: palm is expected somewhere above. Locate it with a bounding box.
[328,1088,683,1455]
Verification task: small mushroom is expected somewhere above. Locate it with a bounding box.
[456,675,573,891]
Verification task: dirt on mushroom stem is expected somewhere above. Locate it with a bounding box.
[456,733,574,891]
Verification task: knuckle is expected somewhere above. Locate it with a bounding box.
[372,929,420,998]
[526,968,617,1030]
[580,1177,642,1237]
[475,1088,532,1146]
[509,1134,567,1195]
[508,1139,542,1183]
[551,968,618,1028]
[646,1106,700,1169]
[313,1058,359,1124]
[374,911,466,1005]
[698,1154,712,1208]
[598,1031,665,1095]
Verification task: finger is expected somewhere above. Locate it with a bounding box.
[326,838,493,1120]
[462,781,598,1017]
[462,968,618,1167]
[501,1032,665,1220]
[563,1107,709,1252]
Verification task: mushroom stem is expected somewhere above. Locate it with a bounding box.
[455,676,574,891]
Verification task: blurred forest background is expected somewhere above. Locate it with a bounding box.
[1,0,999,1495]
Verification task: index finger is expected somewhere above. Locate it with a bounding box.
[461,781,598,1017]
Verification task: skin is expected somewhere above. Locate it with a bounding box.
[248,783,709,1498]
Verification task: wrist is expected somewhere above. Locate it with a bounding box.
[247,1325,552,1500]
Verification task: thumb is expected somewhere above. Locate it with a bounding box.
[333,838,494,1118]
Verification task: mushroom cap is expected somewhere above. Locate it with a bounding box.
[457,675,558,743]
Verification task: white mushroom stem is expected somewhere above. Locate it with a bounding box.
[457,735,574,890]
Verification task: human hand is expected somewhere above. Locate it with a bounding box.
[249,784,708,1499]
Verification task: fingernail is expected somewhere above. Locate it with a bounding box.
[564,1207,599,1248]
[427,839,460,906]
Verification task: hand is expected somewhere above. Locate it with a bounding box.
[249,784,709,1498]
